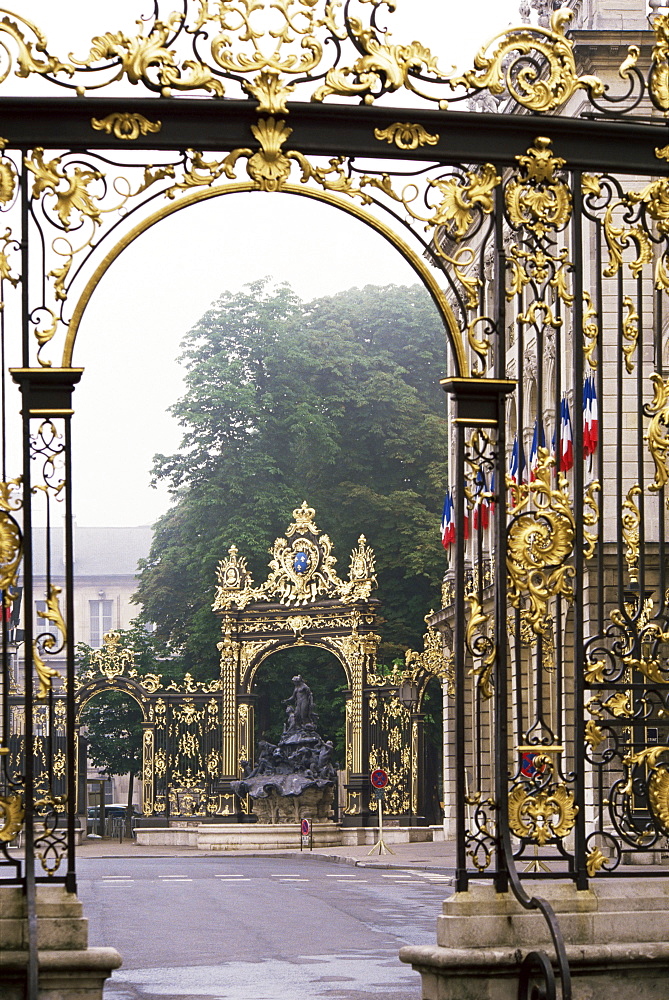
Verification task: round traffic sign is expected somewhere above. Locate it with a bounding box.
[370,768,388,789]
[301,818,311,835]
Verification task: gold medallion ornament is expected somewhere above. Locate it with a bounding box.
[508,766,578,847]
[505,137,572,236]
[621,746,669,837]
[213,502,377,609]
[650,12,669,112]
[506,447,575,636]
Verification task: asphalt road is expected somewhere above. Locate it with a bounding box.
[76,854,455,1000]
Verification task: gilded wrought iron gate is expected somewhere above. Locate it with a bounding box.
[0,3,668,998]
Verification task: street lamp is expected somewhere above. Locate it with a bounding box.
[398,676,420,713]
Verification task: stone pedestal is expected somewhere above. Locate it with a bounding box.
[0,885,122,999]
[195,820,341,851]
[399,880,669,1000]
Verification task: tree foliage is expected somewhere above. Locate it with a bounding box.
[135,280,449,677]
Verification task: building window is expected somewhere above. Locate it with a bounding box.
[35,600,59,646]
[89,600,113,648]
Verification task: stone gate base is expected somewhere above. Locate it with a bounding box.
[134,821,444,849]
[0,885,121,999]
[399,881,669,1000]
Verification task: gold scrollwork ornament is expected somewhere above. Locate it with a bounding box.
[91,112,162,140]
[451,9,604,114]
[645,372,669,497]
[582,291,598,369]
[373,123,439,151]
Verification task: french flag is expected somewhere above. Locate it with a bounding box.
[558,397,574,472]
[529,419,545,481]
[473,469,490,531]
[441,490,455,548]
[583,376,598,458]
[489,470,496,515]
[509,435,525,484]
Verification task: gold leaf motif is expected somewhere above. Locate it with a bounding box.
[429,163,500,241]
[76,15,225,97]
[648,766,669,837]
[243,70,296,114]
[0,12,75,82]
[505,137,572,236]
[506,447,575,635]
[32,642,59,700]
[621,296,639,374]
[585,719,605,750]
[465,593,495,699]
[582,173,601,197]
[583,480,600,561]
[312,23,442,104]
[0,793,24,842]
[166,149,231,199]
[603,691,632,718]
[374,123,439,151]
[0,150,16,206]
[650,12,669,112]
[38,583,67,643]
[91,112,162,141]
[582,291,598,369]
[645,372,669,496]
[0,477,22,595]
[451,9,604,114]
[25,149,103,230]
[621,484,641,583]
[585,658,607,684]
[586,846,607,877]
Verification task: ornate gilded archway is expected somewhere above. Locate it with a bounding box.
[212,502,381,822]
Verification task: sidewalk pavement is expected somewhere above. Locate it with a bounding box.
[73,836,458,871]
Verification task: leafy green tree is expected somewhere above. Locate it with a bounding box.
[135,279,449,677]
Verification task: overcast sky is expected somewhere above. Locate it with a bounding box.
[14,0,524,527]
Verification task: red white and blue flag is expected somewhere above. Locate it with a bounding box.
[473,469,490,531]
[558,397,574,472]
[583,375,598,458]
[509,435,526,484]
[441,490,455,549]
[529,419,545,481]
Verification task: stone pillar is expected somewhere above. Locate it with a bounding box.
[0,884,121,999]
[400,880,669,999]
